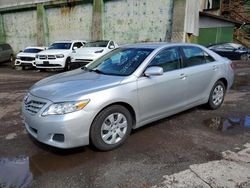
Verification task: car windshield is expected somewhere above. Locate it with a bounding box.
[48,43,72,50]
[229,43,244,49]
[86,47,153,76]
[23,48,43,53]
[85,41,109,47]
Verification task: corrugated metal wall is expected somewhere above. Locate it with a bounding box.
[103,0,171,43]
[3,11,37,52]
[0,0,185,53]
[46,4,93,44]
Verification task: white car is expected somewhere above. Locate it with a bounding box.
[15,47,45,69]
[35,40,86,71]
[71,40,118,67]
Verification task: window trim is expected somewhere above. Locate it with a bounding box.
[180,45,215,68]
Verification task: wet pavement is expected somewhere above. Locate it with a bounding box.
[0,61,250,187]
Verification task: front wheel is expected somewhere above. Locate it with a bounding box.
[64,58,71,71]
[207,81,225,110]
[90,105,132,151]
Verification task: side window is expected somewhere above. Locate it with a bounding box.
[223,44,234,50]
[149,48,181,72]
[182,46,214,67]
[73,42,83,49]
[3,44,10,50]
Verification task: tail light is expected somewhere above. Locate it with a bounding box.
[229,61,235,70]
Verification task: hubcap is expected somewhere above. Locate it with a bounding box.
[212,85,224,106]
[101,113,128,145]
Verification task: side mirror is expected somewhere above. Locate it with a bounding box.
[144,66,163,77]
[109,45,115,49]
[19,50,23,52]
[73,46,78,50]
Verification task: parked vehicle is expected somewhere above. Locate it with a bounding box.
[71,40,118,67]
[35,40,86,71]
[15,47,46,69]
[208,43,250,61]
[0,43,14,63]
[22,43,234,151]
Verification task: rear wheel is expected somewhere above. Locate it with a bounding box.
[240,54,248,62]
[207,81,225,110]
[90,105,132,151]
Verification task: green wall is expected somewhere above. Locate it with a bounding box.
[197,26,234,46]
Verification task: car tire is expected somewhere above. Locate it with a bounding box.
[90,105,132,151]
[240,54,248,62]
[64,57,71,71]
[39,69,46,72]
[207,81,225,110]
[9,54,14,62]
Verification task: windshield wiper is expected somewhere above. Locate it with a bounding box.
[90,69,105,74]
[81,66,91,71]
[81,66,105,74]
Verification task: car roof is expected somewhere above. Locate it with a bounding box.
[25,46,45,50]
[53,40,86,43]
[121,42,204,50]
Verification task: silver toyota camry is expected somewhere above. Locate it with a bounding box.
[22,43,234,151]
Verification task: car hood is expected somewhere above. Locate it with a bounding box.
[76,47,106,54]
[17,52,36,57]
[38,49,70,55]
[30,69,124,102]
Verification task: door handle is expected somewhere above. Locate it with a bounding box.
[213,65,218,71]
[180,73,187,80]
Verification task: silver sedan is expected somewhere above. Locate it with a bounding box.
[22,43,234,151]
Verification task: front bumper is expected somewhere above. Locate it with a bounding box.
[35,58,66,69]
[15,60,36,67]
[22,94,94,148]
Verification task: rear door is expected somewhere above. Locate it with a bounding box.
[2,44,11,61]
[180,46,220,105]
[137,47,187,123]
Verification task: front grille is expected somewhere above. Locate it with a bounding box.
[20,57,35,61]
[36,64,62,67]
[48,55,56,60]
[39,55,47,60]
[25,100,46,115]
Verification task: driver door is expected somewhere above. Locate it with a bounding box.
[137,47,187,123]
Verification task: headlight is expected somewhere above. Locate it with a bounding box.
[16,56,20,59]
[56,54,64,58]
[42,100,90,116]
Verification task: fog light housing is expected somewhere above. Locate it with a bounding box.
[52,134,65,142]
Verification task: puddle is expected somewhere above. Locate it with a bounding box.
[204,116,250,132]
[0,156,33,188]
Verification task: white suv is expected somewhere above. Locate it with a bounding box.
[35,40,86,71]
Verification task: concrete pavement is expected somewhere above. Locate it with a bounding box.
[154,143,250,188]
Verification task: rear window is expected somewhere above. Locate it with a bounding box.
[85,41,109,47]
[1,44,11,50]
